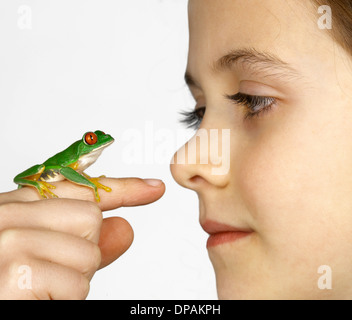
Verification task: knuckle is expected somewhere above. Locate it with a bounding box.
[7,260,29,282]
[72,274,90,300]
[0,202,22,222]
[84,202,103,228]
[0,259,32,295]
[80,202,102,241]
[85,243,102,273]
[0,229,22,252]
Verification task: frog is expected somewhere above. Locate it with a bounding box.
[14,130,114,202]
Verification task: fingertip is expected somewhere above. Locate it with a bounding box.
[97,177,166,210]
[143,179,164,187]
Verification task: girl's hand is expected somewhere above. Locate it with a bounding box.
[0,177,165,299]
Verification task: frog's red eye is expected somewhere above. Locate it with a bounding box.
[85,132,98,145]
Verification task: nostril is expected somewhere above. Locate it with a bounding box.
[189,175,204,184]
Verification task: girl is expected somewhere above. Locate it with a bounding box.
[171,0,352,299]
[2,0,352,299]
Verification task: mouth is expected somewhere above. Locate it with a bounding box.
[201,220,253,249]
[101,139,115,149]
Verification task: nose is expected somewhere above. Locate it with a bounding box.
[170,127,231,193]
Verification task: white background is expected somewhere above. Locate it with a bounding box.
[0,0,217,299]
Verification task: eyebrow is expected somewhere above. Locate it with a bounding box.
[185,47,302,88]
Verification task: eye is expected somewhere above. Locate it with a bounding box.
[84,132,98,145]
[226,92,277,121]
[179,107,206,130]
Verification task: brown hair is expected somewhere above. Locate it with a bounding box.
[312,0,352,56]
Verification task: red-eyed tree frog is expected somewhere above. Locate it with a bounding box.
[14,130,114,202]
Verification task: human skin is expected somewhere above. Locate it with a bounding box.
[170,0,352,299]
[0,178,165,299]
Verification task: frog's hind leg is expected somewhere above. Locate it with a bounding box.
[14,165,58,199]
[15,179,57,199]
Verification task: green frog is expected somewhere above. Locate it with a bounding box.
[14,130,114,202]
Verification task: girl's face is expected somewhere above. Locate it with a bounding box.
[170,0,352,299]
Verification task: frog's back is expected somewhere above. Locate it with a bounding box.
[43,140,81,168]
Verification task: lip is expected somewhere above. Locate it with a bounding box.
[201,220,253,248]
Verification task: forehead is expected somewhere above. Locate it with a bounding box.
[187,0,318,74]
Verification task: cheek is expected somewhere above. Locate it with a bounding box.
[237,116,352,252]
[235,117,352,296]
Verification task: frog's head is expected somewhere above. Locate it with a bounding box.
[76,131,114,171]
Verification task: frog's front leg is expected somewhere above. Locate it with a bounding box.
[82,173,112,193]
[14,165,58,199]
[60,167,109,202]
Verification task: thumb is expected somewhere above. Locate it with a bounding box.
[98,217,134,269]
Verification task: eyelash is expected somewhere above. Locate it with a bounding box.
[227,92,277,121]
[180,93,276,129]
[179,107,206,130]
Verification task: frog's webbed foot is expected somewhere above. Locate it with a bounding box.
[38,181,58,199]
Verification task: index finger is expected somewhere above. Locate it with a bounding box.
[0,177,166,211]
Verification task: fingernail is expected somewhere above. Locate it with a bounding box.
[143,179,163,187]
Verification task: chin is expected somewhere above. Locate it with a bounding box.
[212,267,256,300]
